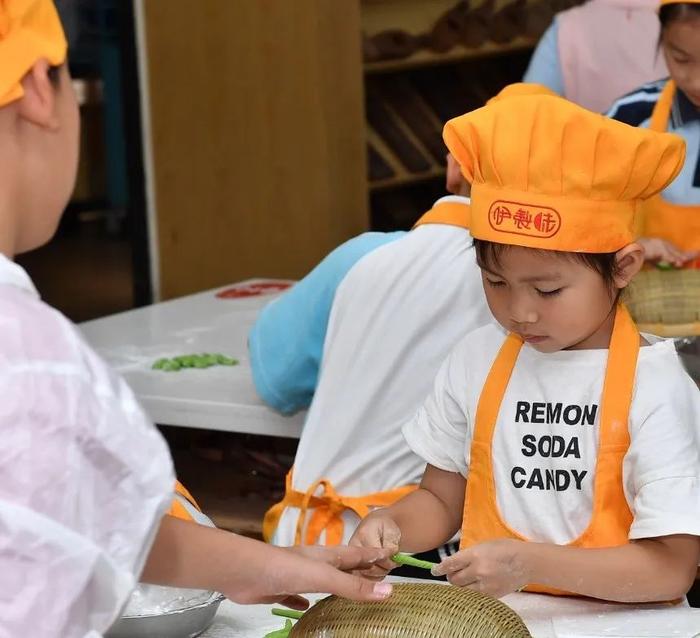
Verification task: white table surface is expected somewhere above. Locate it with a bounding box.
[200,577,700,638]
[80,279,304,438]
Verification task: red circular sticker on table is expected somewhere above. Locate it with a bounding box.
[216,281,292,299]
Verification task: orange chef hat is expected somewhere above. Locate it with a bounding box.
[659,0,700,7]
[487,82,557,105]
[443,93,686,253]
[0,0,66,107]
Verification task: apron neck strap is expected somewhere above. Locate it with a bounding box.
[413,200,471,230]
[650,80,676,132]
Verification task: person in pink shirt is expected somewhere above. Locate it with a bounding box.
[524,0,668,113]
[0,2,393,637]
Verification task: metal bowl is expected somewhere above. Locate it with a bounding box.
[106,592,225,638]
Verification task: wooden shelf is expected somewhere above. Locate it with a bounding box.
[370,166,446,190]
[364,37,536,73]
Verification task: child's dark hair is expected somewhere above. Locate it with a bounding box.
[660,2,700,29]
[473,239,622,291]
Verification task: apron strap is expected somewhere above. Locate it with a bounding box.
[263,468,418,545]
[413,201,471,230]
[597,304,639,450]
[472,333,524,444]
[649,80,675,133]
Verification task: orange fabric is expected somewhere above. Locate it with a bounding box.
[0,0,67,107]
[167,480,203,522]
[487,83,558,105]
[659,0,700,5]
[413,201,470,229]
[641,80,700,256]
[460,304,638,596]
[443,92,686,253]
[263,469,417,546]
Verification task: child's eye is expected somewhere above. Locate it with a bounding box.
[486,279,506,288]
[672,56,689,65]
[536,288,562,297]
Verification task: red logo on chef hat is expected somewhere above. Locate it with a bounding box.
[488,200,561,239]
[216,281,292,299]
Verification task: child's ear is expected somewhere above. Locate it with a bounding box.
[16,59,59,130]
[614,243,644,289]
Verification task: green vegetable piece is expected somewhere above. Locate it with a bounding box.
[271,609,304,620]
[391,552,437,571]
[172,355,190,367]
[263,619,293,638]
[154,353,239,371]
[656,261,677,271]
[193,356,210,368]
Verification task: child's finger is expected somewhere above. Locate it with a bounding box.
[445,565,478,588]
[349,526,382,549]
[431,551,470,577]
[380,525,401,550]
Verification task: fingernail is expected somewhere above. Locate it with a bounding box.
[431,565,444,577]
[373,582,393,598]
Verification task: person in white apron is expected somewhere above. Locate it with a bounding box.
[607,0,700,267]
[351,91,700,603]
[0,4,400,635]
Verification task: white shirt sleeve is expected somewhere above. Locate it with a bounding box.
[625,359,700,541]
[0,361,174,638]
[402,341,473,477]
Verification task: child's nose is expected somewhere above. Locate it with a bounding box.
[509,295,538,325]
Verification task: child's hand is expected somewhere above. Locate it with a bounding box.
[431,539,530,598]
[348,511,402,580]
[638,237,699,268]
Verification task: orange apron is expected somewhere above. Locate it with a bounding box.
[642,80,700,256]
[460,304,638,596]
[262,199,472,546]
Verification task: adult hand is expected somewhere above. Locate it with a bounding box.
[638,237,699,268]
[432,539,529,598]
[245,543,395,610]
[141,516,394,611]
[348,511,402,580]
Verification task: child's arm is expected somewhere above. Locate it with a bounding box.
[349,465,465,578]
[433,535,700,602]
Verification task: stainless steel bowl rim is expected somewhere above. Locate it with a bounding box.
[120,592,225,619]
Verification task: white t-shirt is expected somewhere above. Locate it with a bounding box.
[404,323,700,544]
[274,197,493,546]
[0,254,175,638]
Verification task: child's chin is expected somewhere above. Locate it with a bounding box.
[528,339,560,353]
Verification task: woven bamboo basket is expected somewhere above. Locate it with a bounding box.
[627,269,700,337]
[289,582,532,638]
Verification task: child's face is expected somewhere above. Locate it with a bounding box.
[478,247,619,352]
[662,15,700,108]
[16,64,80,254]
